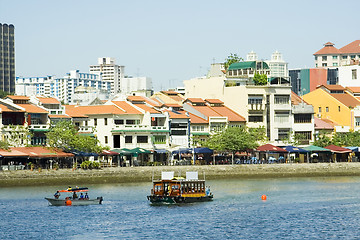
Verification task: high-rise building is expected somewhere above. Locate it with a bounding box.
[0,23,15,93]
[89,57,125,95]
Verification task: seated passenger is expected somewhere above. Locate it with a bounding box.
[84,193,89,199]
[54,191,60,199]
[79,193,84,199]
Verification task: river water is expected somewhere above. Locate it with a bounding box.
[1,177,360,239]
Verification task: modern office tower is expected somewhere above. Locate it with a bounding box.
[0,23,15,93]
[89,57,125,95]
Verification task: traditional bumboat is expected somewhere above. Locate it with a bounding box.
[45,187,103,206]
[147,171,213,204]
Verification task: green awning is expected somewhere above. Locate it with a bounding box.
[78,133,95,137]
[192,132,210,136]
[228,61,270,70]
[30,129,50,132]
[303,145,331,152]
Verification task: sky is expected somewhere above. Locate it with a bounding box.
[1,0,360,91]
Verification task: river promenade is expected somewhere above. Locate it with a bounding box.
[1,162,360,187]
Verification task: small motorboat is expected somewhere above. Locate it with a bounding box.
[147,171,213,204]
[45,187,103,206]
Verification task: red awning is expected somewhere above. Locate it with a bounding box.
[101,150,120,155]
[324,145,352,153]
[256,144,288,152]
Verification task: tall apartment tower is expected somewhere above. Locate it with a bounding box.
[0,23,15,93]
[89,57,125,95]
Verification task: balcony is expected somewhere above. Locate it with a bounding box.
[112,125,169,133]
[28,124,49,132]
[247,103,265,111]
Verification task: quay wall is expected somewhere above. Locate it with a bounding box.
[1,163,360,187]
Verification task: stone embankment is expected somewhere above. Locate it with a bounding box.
[1,163,360,187]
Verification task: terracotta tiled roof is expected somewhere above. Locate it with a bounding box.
[205,99,224,104]
[111,101,143,114]
[314,117,335,130]
[127,96,146,102]
[314,42,341,55]
[0,148,29,157]
[37,97,60,104]
[291,91,310,105]
[211,105,246,122]
[0,103,24,112]
[161,90,179,95]
[318,84,346,91]
[6,95,30,101]
[339,40,360,54]
[330,93,360,108]
[17,104,48,113]
[166,110,189,119]
[189,113,207,124]
[169,95,185,102]
[133,104,161,114]
[48,114,71,118]
[162,103,182,108]
[64,105,88,118]
[186,98,206,103]
[346,87,360,93]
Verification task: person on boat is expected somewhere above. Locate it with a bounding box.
[79,193,84,200]
[73,192,78,199]
[85,193,89,199]
[67,186,72,191]
[54,191,60,199]
[205,186,210,196]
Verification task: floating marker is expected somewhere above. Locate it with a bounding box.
[261,194,267,201]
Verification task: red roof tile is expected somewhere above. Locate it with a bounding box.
[186,98,206,103]
[314,117,334,130]
[346,86,360,93]
[37,97,61,104]
[48,114,71,118]
[339,40,360,54]
[324,145,352,153]
[205,99,224,104]
[314,42,341,55]
[318,84,346,91]
[189,113,207,124]
[330,93,360,108]
[17,104,48,114]
[111,101,143,114]
[0,103,24,112]
[6,95,30,101]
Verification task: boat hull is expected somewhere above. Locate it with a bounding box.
[45,197,103,206]
[147,194,213,204]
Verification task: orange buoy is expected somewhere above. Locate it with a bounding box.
[66,200,72,206]
[261,194,267,201]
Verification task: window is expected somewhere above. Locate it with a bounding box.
[342,56,347,59]
[275,111,289,123]
[322,56,327,61]
[315,56,317,60]
[126,119,135,125]
[125,136,132,143]
[274,95,290,104]
[249,116,263,122]
[338,106,341,112]
[352,69,357,80]
[295,131,312,140]
[154,135,166,144]
[113,135,120,148]
[322,63,327,67]
[294,114,311,123]
[114,119,124,125]
[137,136,148,143]
[105,136,108,144]
[248,95,263,105]
[94,118,97,126]
[332,56,338,59]
[351,55,356,59]
[104,118,107,125]
[278,129,290,140]
[326,107,329,112]
[319,107,322,113]
[333,63,338,66]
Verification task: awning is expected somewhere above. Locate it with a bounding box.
[345,147,360,152]
[256,144,288,153]
[324,145,352,153]
[302,145,331,152]
[154,149,169,154]
[101,150,120,155]
[111,148,133,155]
[194,147,213,154]
[132,147,151,154]
[282,145,308,153]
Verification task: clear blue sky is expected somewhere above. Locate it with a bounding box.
[1,0,359,91]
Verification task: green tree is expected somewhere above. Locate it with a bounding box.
[224,53,243,70]
[253,73,268,85]
[2,125,33,147]
[0,90,10,99]
[202,126,266,164]
[313,131,332,147]
[46,120,104,153]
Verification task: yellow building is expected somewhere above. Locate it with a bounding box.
[303,85,360,130]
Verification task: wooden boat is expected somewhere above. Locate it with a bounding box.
[45,187,103,206]
[147,171,213,204]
